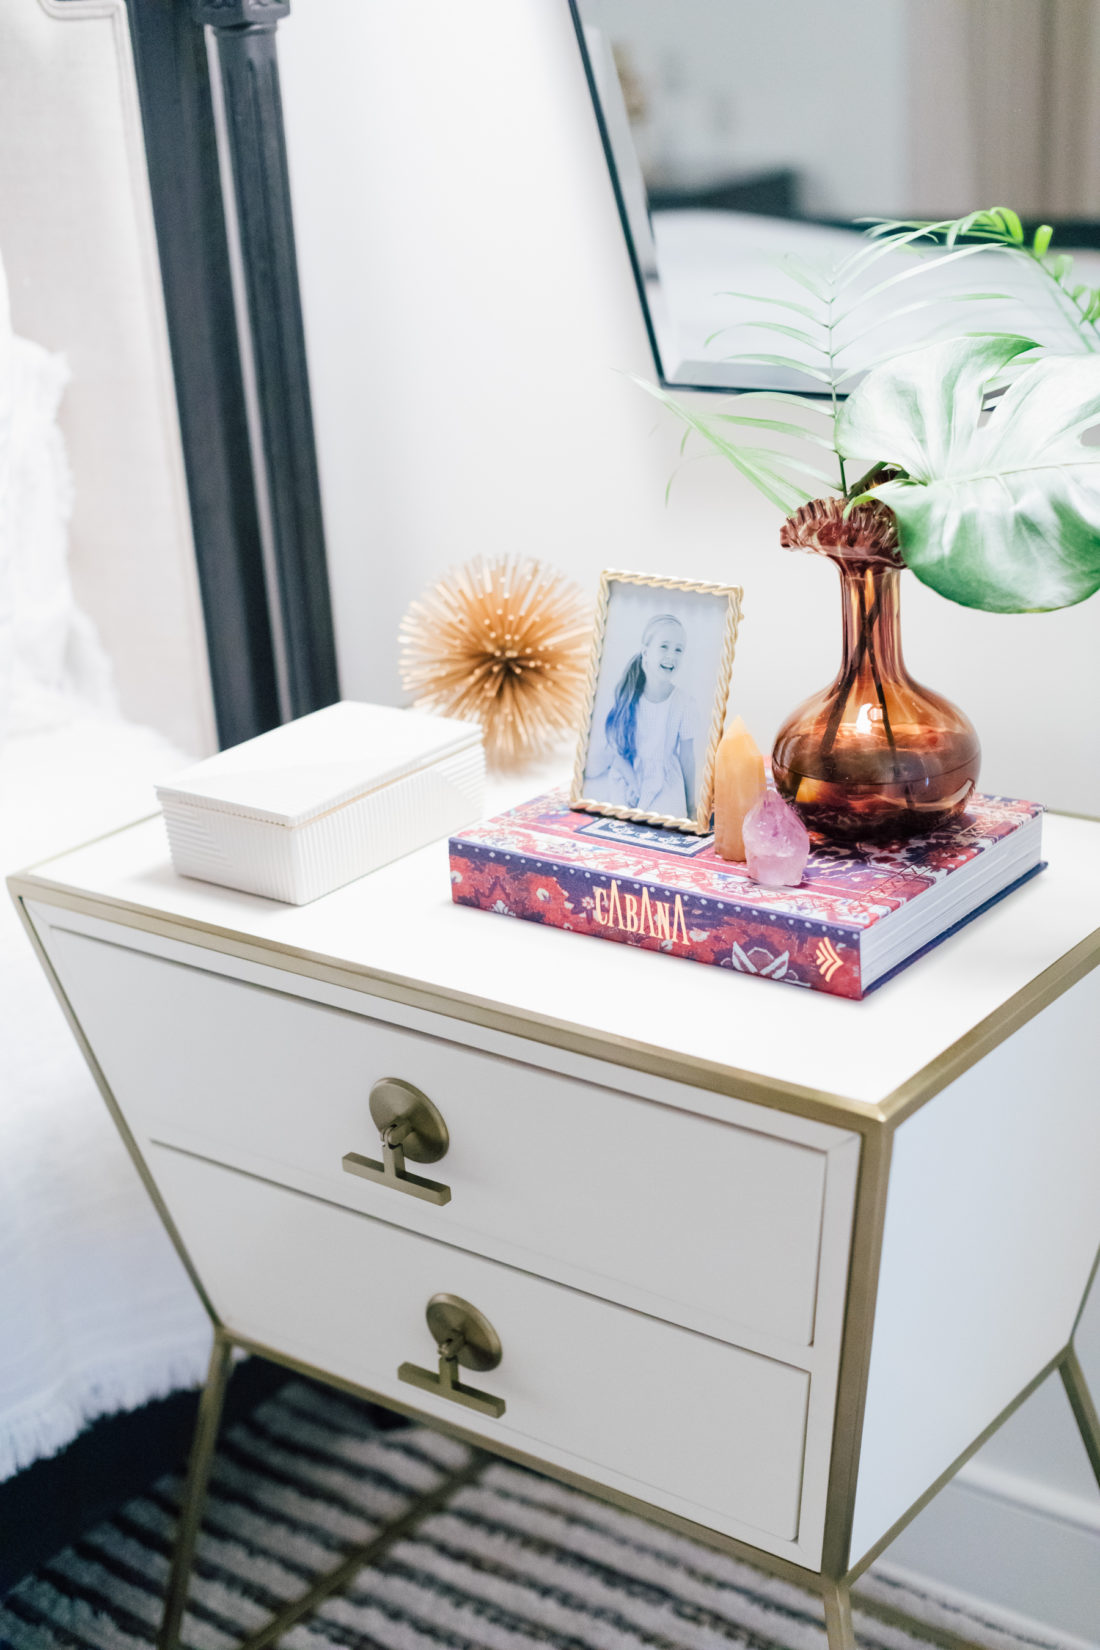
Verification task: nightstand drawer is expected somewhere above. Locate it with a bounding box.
[149,1145,812,1550]
[45,923,854,1351]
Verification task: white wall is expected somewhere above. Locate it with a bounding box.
[278,0,1100,818]
[278,0,1100,1630]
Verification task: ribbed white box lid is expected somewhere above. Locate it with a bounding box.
[156,702,482,826]
[155,702,485,903]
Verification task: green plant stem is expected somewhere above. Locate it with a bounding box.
[930,223,1098,351]
[832,389,848,494]
[825,283,848,493]
[845,461,896,499]
[1023,246,1100,352]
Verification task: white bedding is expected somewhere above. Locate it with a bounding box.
[0,210,211,1482]
[0,716,211,1482]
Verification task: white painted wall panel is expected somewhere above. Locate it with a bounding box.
[278,0,1100,818]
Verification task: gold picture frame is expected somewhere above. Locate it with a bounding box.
[570,570,743,834]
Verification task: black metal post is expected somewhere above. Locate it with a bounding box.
[196,0,341,719]
[123,0,281,747]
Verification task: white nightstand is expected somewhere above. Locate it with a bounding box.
[10,797,1100,1650]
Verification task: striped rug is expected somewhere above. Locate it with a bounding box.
[0,1378,1085,1650]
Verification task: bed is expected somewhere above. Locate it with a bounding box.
[0,1,218,1487]
[0,352,212,1485]
[0,0,350,1517]
[0,718,212,1484]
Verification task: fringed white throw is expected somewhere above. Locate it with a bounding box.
[0,244,210,1480]
[0,716,212,1483]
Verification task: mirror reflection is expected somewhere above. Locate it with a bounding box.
[574,0,1100,391]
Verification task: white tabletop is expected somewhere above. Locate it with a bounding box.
[17,769,1100,1115]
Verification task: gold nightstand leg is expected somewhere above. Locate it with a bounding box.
[1061,1344,1100,1490]
[156,1333,492,1650]
[158,1329,234,1650]
[822,1577,857,1650]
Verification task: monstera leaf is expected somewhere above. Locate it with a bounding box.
[836,335,1100,611]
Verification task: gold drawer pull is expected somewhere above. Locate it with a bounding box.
[398,1292,505,1419]
[342,1078,451,1205]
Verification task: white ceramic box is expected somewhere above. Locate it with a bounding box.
[156,701,484,903]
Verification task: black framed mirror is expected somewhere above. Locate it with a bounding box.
[571,0,1100,396]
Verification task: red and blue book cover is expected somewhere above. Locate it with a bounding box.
[448,790,1042,999]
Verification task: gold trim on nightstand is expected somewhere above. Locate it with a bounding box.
[157,1326,1100,1650]
[880,927,1100,1127]
[11,868,1100,1135]
[9,893,220,1326]
[1061,1347,1100,1492]
[9,822,1100,1650]
[820,1122,893,1579]
[231,1330,825,1586]
[842,1348,1070,1583]
[157,1326,492,1650]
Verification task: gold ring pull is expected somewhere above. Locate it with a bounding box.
[341,1078,451,1205]
[398,1293,505,1419]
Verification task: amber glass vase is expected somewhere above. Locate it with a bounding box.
[772,559,980,841]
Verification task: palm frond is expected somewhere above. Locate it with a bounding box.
[832,242,1002,322]
[726,389,836,415]
[706,411,838,450]
[834,292,1013,355]
[632,376,830,512]
[779,256,833,299]
[863,208,1100,353]
[718,351,834,383]
[637,202,1096,532]
[740,319,829,351]
[714,291,824,322]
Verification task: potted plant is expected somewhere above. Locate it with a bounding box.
[641,209,1100,839]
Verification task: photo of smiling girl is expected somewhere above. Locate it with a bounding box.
[586,614,696,815]
[573,572,743,832]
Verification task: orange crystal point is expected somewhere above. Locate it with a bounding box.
[713,716,766,861]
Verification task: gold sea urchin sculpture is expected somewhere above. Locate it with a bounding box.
[399,557,592,764]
